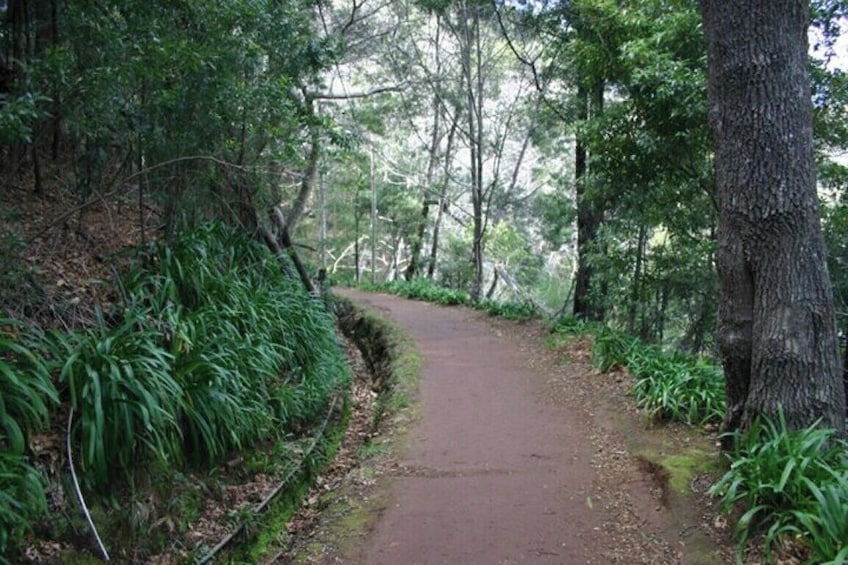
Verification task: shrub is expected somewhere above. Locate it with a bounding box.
[627,346,725,426]
[117,223,349,469]
[368,279,471,305]
[0,317,57,554]
[551,315,592,335]
[591,327,637,371]
[479,299,538,320]
[0,452,48,556]
[57,311,184,488]
[710,412,848,561]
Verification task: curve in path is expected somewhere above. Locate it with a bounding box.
[340,289,609,564]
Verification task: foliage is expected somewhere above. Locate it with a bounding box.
[0,319,58,454]
[0,318,58,555]
[0,92,48,145]
[6,0,334,235]
[626,345,725,426]
[0,452,48,556]
[591,327,638,372]
[56,312,184,487]
[364,278,542,321]
[710,412,848,561]
[487,221,544,289]
[551,315,594,335]
[589,324,725,425]
[479,299,538,321]
[366,278,471,305]
[55,223,350,491]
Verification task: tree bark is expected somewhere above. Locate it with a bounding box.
[427,109,459,279]
[405,93,443,281]
[287,94,320,232]
[702,0,846,436]
[573,81,604,321]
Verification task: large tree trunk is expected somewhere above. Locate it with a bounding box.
[702,0,846,437]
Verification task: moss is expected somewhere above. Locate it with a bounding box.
[636,448,717,497]
[660,450,716,494]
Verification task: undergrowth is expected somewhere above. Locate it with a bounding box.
[710,412,848,563]
[1,222,351,559]
[362,278,470,305]
[361,278,538,320]
[556,323,726,427]
[0,317,58,555]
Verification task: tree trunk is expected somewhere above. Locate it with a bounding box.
[405,93,442,281]
[627,224,647,335]
[702,0,846,437]
[457,0,485,301]
[287,94,320,232]
[573,80,604,321]
[427,119,458,279]
[405,19,445,282]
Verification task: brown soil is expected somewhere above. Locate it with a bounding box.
[284,289,736,564]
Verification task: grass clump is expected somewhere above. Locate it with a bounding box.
[478,299,538,320]
[363,278,471,305]
[86,222,351,483]
[3,222,352,558]
[626,345,725,426]
[710,411,848,562]
[591,327,638,372]
[362,278,542,322]
[0,317,58,554]
[587,326,725,427]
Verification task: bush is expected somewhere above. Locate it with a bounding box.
[627,346,725,426]
[0,452,48,556]
[366,278,471,305]
[146,225,350,449]
[591,327,637,371]
[551,315,592,335]
[58,223,350,489]
[479,299,538,320]
[710,412,848,561]
[57,312,184,487]
[0,317,57,554]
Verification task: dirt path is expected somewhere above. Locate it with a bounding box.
[329,289,729,565]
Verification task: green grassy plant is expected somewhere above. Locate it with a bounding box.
[365,279,471,305]
[57,311,184,488]
[0,451,48,555]
[53,223,350,493]
[591,327,638,371]
[0,317,58,554]
[627,346,725,426]
[479,299,538,320]
[710,412,848,561]
[550,315,594,335]
[0,318,58,454]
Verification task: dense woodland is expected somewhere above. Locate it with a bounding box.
[1,0,848,561]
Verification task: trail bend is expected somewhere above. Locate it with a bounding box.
[335,288,719,565]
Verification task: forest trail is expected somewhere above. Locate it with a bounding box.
[334,289,726,565]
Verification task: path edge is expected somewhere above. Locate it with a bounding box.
[285,292,422,563]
